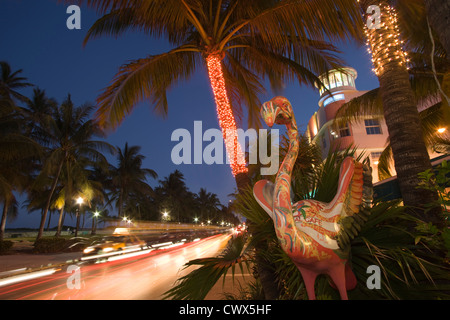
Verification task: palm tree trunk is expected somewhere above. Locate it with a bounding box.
[0,200,10,241]
[46,211,52,231]
[36,158,64,242]
[423,0,450,59]
[205,53,249,192]
[118,190,123,218]
[362,1,444,227]
[75,208,81,237]
[56,207,64,237]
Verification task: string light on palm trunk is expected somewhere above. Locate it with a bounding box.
[364,4,410,76]
[206,54,247,176]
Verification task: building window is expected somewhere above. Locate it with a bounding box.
[371,152,382,160]
[371,152,382,165]
[365,119,382,135]
[342,73,349,86]
[339,123,351,137]
[323,93,345,107]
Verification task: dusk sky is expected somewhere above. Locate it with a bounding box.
[1,0,380,228]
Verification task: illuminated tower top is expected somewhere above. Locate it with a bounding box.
[316,67,358,108]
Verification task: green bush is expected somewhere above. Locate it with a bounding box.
[0,240,13,254]
[33,237,67,253]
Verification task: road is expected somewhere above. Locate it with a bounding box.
[0,234,231,300]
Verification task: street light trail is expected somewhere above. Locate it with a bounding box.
[0,234,231,300]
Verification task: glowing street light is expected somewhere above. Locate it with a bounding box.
[161,211,169,222]
[74,196,84,237]
[437,128,446,134]
[91,211,100,235]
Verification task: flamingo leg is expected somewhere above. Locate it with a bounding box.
[298,267,318,300]
[328,264,349,300]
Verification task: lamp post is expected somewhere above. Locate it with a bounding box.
[74,197,83,237]
[91,211,100,235]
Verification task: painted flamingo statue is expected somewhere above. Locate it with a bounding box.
[253,96,373,300]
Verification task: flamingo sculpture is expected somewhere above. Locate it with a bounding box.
[253,96,373,300]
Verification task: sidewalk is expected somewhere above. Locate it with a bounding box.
[0,240,82,275]
[205,265,255,300]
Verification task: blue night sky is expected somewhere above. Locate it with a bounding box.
[1,0,379,228]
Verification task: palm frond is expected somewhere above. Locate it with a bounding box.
[240,0,364,48]
[163,234,250,300]
[95,46,200,129]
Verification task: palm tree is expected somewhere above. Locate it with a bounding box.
[0,61,32,103]
[359,0,445,227]
[78,0,364,191]
[32,95,114,241]
[0,63,38,240]
[156,170,190,222]
[195,188,221,223]
[109,143,157,218]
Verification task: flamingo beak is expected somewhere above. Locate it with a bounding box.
[261,101,275,127]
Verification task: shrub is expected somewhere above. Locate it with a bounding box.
[0,240,13,254]
[33,237,67,253]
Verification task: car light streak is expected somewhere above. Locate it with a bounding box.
[0,233,231,300]
[0,268,58,288]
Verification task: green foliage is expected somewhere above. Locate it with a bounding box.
[0,240,13,254]
[417,159,450,216]
[416,160,450,258]
[163,147,450,300]
[33,237,67,253]
[347,201,450,300]
[163,234,250,300]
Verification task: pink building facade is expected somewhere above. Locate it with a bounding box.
[305,67,391,183]
[305,67,447,185]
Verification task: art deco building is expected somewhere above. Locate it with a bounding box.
[305,66,448,201]
[305,67,390,183]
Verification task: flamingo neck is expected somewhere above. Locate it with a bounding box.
[273,119,299,231]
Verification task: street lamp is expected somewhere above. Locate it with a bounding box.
[91,211,100,235]
[162,211,169,222]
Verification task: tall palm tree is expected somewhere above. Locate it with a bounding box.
[0,63,38,240]
[156,169,190,222]
[32,95,114,241]
[110,143,157,218]
[78,0,364,191]
[195,188,221,222]
[359,0,444,227]
[0,61,32,103]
